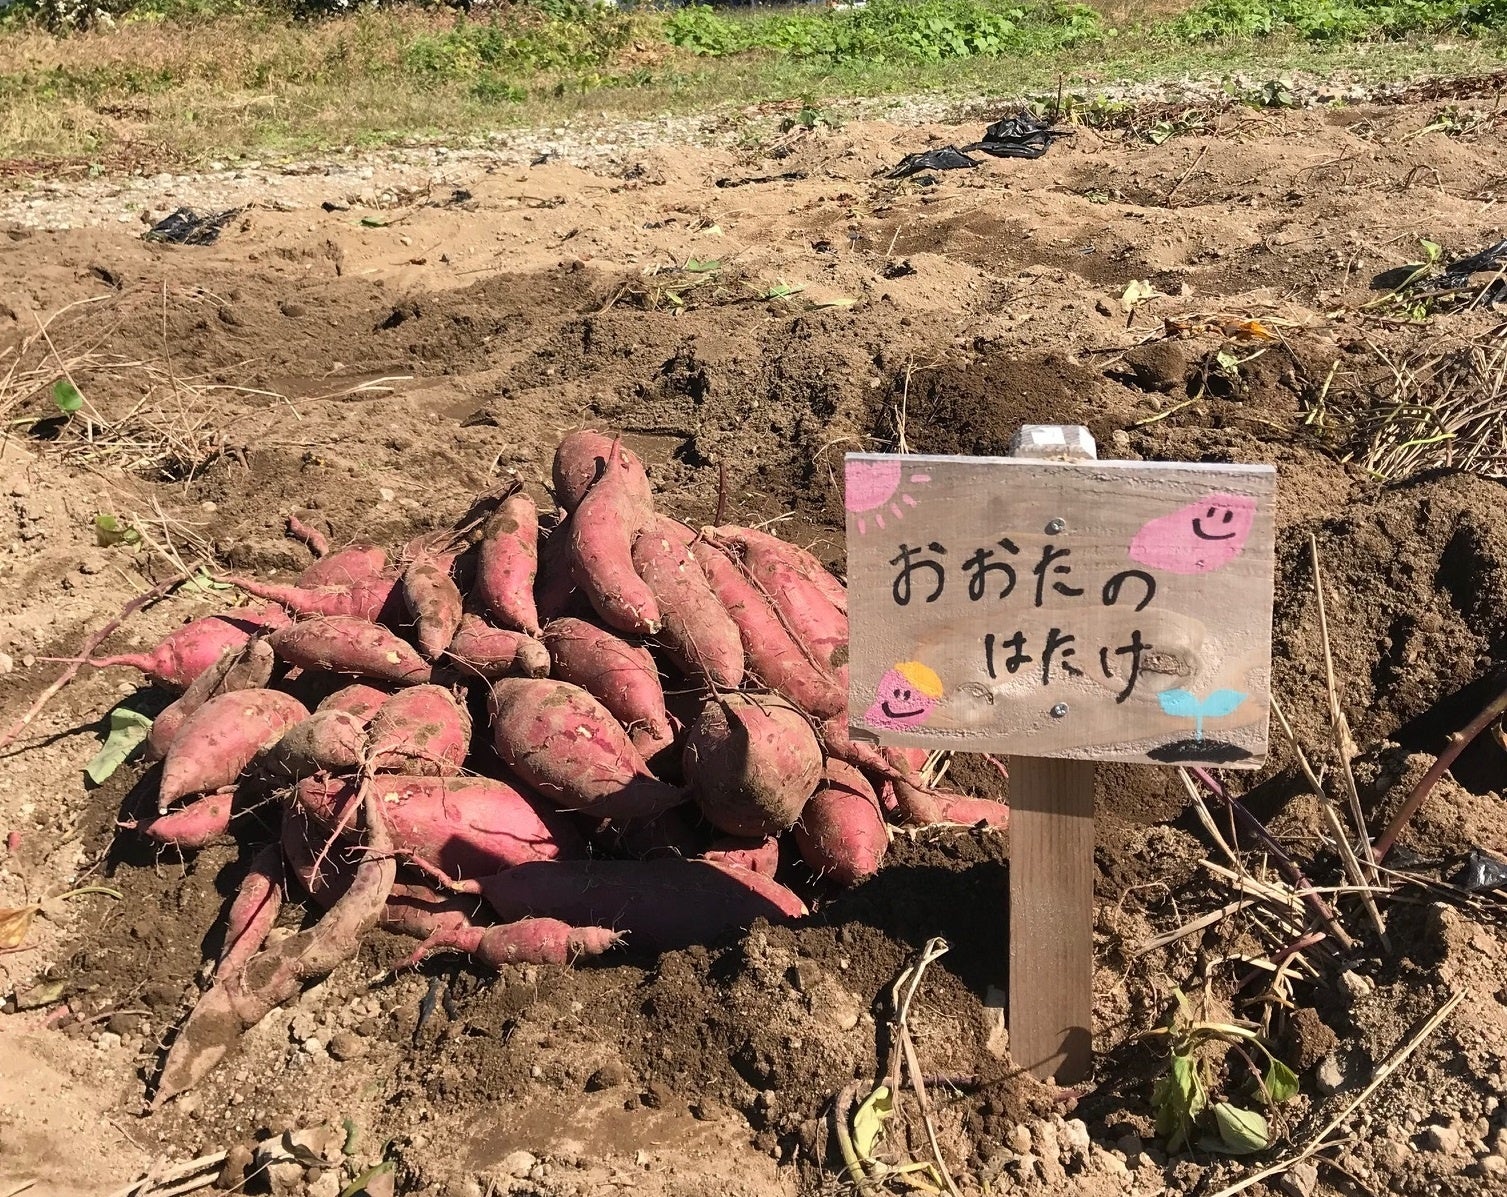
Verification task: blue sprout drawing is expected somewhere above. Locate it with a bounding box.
[1157,688,1248,741]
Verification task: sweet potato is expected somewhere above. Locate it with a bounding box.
[690,541,844,719]
[269,617,432,686]
[475,493,542,635]
[553,430,652,513]
[88,613,281,691]
[541,618,672,760]
[567,439,660,635]
[487,678,683,821]
[446,614,550,680]
[365,684,471,776]
[262,710,367,779]
[297,542,386,589]
[709,525,848,677]
[703,836,780,879]
[475,858,807,953]
[794,759,888,886]
[296,773,586,881]
[159,690,310,809]
[316,682,392,722]
[902,787,1010,830]
[396,918,622,972]
[146,637,276,761]
[709,523,847,613]
[139,789,234,848]
[217,844,283,981]
[220,574,398,624]
[151,788,395,1108]
[286,515,330,560]
[401,559,464,662]
[586,806,704,861]
[684,695,822,837]
[631,517,744,688]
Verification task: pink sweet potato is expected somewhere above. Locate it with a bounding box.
[446,614,550,680]
[296,773,586,881]
[684,694,823,837]
[220,574,397,624]
[159,690,310,809]
[690,541,844,719]
[586,806,705,861]
[487,678,683,821]
[401,559,464,662]
[140,790,234,849]
[88,613,281,691]
[269,617,432,685]
[396,918,622,972]
[553,430,652,513]
[297,542,386,590]
[709,523,847,613]
[262,709,367,779]
[365,684,471,776]
[535,516,585,621]
[793,759,888,886]
[709,525,848,676]
[631,517,744,689]
[703,836,780,879]
[541,618,672,760]
[146,637,276,761]
[316,682,392,721]
[567,439,660,634]
[476,858,807,953]
[217,844,283,981]
[475,493,542,635]
[286,515,330,560]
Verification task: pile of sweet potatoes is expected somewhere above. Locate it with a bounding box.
[91,429,1006,1106]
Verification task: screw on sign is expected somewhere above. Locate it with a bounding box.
[844,426,1277,1083]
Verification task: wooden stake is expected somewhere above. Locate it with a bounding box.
[1007,425,1097,1084]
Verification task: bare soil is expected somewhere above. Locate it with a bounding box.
[4,93,1507,1197]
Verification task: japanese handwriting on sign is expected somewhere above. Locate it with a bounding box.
[889,541,1158,613]
[985,628,1153,699]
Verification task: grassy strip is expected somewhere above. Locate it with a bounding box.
[2,0,1507,166]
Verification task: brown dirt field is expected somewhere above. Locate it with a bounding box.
[4,93,1507,1197]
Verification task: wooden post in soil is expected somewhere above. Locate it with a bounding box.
[843,427,1276,1089]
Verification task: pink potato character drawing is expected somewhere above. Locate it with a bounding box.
[863,661,943,731]
[1129,492,1257,575]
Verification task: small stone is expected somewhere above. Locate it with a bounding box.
[97,1031,121,1050]
[216,1143,253,1189]
[1098,1148,1128,1179]
[302,1036,324,1056]
[1421,1123,1460,1154]
[1007,1125,1033,1154]
[107,1011,143,1037]
[328,1031,368,1061]
[1315,1055,1345,1095]
[379,488,395,502]
[176,1092,202,1117]
[1337,970,1373,1001]
[443,1179,484,1197]
[307,1170,343,1197]
[1276,1159,1318,1197]
[279,301,308,318]
[290,1010,319,1042]
[1061,1119,1091,1159]
[586,1059,629,1091]
[0,653,12,675]
[500,1150,537,1179]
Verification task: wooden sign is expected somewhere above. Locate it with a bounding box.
[844,450,1276,768]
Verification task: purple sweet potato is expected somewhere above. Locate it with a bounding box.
[690,541,844,719]
[316,682,393,721]
[541,618,672,760]
[296,542,387,590]
[139,789,234,848]
[220,574,398,624]
[534,515,585,621]
[269,617,432,685]
[146,637,276,761]
[683,694,823,838]
[475,492,542,635]
[552,429,652,514]
[396,918,622,972]
[709,525,848,676]
[446,614,550,679]
[159,689,310,809]
[296,773,586,881]
[88,613,281,691]
[793,759,888,886]
[702,836,780,878]
[631,517,744,688]
[567,439,660,635]
[365,684,471,776]
[487,678,683,822]
[476,858,807,953]
[217,844,283,981]
[401,559,465,662]
[709,523,847,613]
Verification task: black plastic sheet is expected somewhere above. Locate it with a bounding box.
[885,147,979,180]
[962,111,1071,161]
[143,207,242,246]
[1449,848,1507,893]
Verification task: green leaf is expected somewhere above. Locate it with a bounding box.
[359,217,388,228]
[852,1084,893,1161]
[1261,1057,1300,1105]
[180,567,231,593]
[94,514,140,548]
[52,379,83,414]
[85,705,154,785]
[684,257,722,274]
[1211,1103,1269,1154]
[1152,1051,1203,1153]
[1420,238,1442,263]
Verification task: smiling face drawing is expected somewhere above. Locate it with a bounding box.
[846,458,932,536]
[1129,492,1257,575]
[863,661,943,731]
